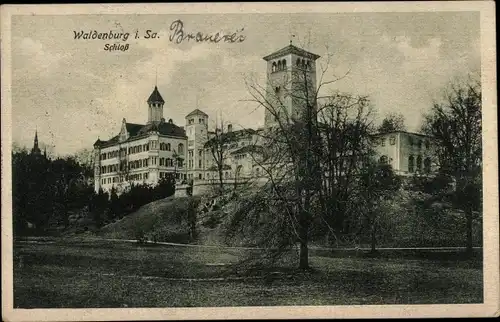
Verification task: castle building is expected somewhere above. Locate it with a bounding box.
[93,86,188,193]
[93,43,436,194]
[372,131,437,176]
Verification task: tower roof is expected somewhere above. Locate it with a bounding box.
[31,130,41,155]
[263,44,321,61]
[147,86,165,104]
[186,109,208,118]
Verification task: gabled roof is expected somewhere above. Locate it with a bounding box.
[147,86,165,104]
[125,123,145,136]
[138,121,187,137]
[263,44,321,61]
[186,109,208,118]
[95,121,186,149]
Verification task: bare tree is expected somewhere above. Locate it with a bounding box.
[232,45,370,269]
[315,93,376,246]
[204,116,232,195]
[421,76,482,254]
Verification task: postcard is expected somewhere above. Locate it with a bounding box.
[1,2,498,320]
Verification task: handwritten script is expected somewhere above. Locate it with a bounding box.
[72,19,246,52]
[169,20,246,44]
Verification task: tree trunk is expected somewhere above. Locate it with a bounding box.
[299,238,309,269]
[370,219,377,253]
[299,195,310,270]
[218,168,224,195]
[466,207,473,255]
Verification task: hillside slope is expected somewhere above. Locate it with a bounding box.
[99,196,200,243]
[98,195,236,245]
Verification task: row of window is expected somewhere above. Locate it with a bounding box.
[380,137,396,146]
[187,118,205,125]
[271,58,312,73]
[188,159,202,169]
[159,157,184,167]
[159,172,186,180]
[271,59,287,72]
[99,156,186,174]
[409,137,431,149]
[100,142,185,160]
[408,155,432,173]
[159,142,184,153]
[100,158,150,174]
[101,172,149,185]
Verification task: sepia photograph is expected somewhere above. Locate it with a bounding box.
[1,2,498,320]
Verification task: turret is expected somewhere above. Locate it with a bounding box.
[147,86,165,123]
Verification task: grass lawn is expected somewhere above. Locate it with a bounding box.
[13,238,483,308]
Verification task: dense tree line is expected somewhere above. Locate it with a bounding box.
[12,151,93,236]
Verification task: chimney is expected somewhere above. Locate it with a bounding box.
[228,124,233,132]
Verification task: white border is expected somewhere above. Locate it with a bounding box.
[1,2,498,320]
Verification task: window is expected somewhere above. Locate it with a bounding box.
[416,155,422,172]
[166,143,171,151]
[282,59,287,70]
[425,140,430,149]
[424,157,431,173]
[178,143,184,155]
[198,149,203,157]
[408,136,414,146]
[198,160,202,168]
[408,155,415,173]
[272,62,277,72]
[177,159,184,167]
[390,136,396,145]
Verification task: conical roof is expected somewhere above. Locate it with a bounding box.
[147,86,165,104]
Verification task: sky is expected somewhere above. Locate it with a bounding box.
[11,12,480,156]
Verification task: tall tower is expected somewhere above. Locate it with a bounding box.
[147,86,165,123]
[31,130,42,156]
[262,43,320,127]
[185,109,209,181]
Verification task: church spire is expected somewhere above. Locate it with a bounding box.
[31,130,42,156]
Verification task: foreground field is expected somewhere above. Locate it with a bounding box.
[13,238,483,308]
